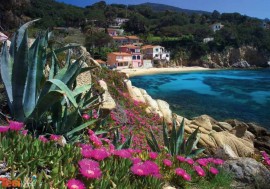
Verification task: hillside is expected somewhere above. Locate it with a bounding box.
[136,2,210,15]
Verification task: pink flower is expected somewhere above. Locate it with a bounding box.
[185,158,194,165]
[194,166,206,177]
[144,161,160,175]
[177,156,185,162]
[213,158,224,165]
[89,147,110,161]
[9,121,24,131]
[78,159,102,179]
[88,129,94,135]
[82,114,90,120]
[113,149,132,158]
[89,134,102,147]
[50,134,61,141]
[21,130,28,136]
[209,167,219,175]
[81,145,93,158]
[0,126,9,133]
[183,173,192,181]
[175,168,186,176]
[38,135,48,143]
[163,159,172,167]
[130,157,141,164]
[149,152,158,160]
[66,179,85,189]
[197,158,208,167]
[131,163,149,176]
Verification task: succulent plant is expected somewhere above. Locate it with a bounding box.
[146,118,205,158]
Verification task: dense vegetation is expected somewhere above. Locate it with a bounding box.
[2,0,270,63]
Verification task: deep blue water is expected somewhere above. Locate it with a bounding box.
[130,69,270,129]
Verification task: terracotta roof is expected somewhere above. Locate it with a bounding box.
[120,44,140,49]
[112,36,126,40]
[126,36,140,40]
[141,45,154,50]
[95,59,106,64]
[110,52,131,56]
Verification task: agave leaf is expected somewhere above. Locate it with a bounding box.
[29,90,65,120]
[65,49,71,69]
[48,79,78,108]
[12,30,29,121]
[23,36,40,117]
[117,136,132,149]
[66,119,96,137]
[186,148,205,158]
[51,101,62,128]
[162,119,170,151]
[170,119,177,155]
[16,19,40,49]
[146,135,159,152]
[185,127,200,156]
[175,118,185,155]
[0,42,13,103]
[49,51,60,79]
[94,130,108,135]
[73,84,92,97]
[148,129,160,152]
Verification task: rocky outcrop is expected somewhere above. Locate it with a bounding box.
[223,158,270,189]
[99,80,116,111]
[207,46,270,68]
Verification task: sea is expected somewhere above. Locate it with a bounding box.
[130,69,270,129]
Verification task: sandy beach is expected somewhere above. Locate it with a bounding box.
[118,66,211,77]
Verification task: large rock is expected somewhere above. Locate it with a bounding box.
[190,115,216,131]
[99,80,116,110]
[223,158,270,188]
[156,100,172,124]
[124,80,145,103]
[231,60,250,68]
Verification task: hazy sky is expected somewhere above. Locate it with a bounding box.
[57,0,270,19]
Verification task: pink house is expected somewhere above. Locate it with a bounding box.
[119,44,143,68]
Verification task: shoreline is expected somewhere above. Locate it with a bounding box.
[118,66,212,77]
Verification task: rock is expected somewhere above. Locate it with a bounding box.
[156,100,172,124]
[247,123,268,137]
[190,115,216,131]
[223,158,270,188]
[214,145,239,160]
[254,138,270,154]
[212,125,224,132]
[99,80,116,110]
[232,60,250,68]
[229,125,248,138]
[226,119,249,128]
[76,62,92,87]
[142,92,163,117]
[211,131,254,157]
[124,80,146,103]
[217,122,233,131]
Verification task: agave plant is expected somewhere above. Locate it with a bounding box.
[146,118,205,158]
[0,20,101,141]
[112,128,133,149]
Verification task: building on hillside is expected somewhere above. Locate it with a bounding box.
[109,18,129,28]
[119,44,142,68]
[141,45,170,62]
[107,28,124,36]
[111,36,141,46]
[95,59,107,67]
[211,23,224,32]
[203,37,214,43]
[107,52,132,68]
[261,21,270,29]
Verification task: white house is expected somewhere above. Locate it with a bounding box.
[142,45,170,62]
[211,23,224,32]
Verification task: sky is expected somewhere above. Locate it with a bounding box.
[57,0,270,19]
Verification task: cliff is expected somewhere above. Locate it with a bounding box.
[0,0,31,30]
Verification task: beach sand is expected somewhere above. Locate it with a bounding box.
[118,66,210,77]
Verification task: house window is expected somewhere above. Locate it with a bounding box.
[135,49,140,53]
[116,56,122,60]
[155,54,158,57]
[137,55,140,59]
[166,54,169,57]
[155,48,159,52]
[132,55,136,60]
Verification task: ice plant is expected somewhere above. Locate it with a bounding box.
[163,159,172,167]
[0,126,9,133]
[88,147,110,161]
[182,173,192,181]
[194,166,206,177]
[38,135,48,143]
[9,121,24,131]
[78,159,102,179]
[89,133,102,147]
[209,167,219,175]
[66,179,86,189]
[131,163,149,176]
[175,168,186,176]
[197,158,208,167]
[113,149,132,158]
[185,158,194,165]
[82,114,90,120]
[177,156,185,162]
[50,134,61,141]
[149,152,158,160]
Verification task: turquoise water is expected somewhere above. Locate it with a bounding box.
[130,69,270,129]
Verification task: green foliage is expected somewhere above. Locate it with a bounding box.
[147,118,205,158]
[0,20,100,140]
[0,131,81,188]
